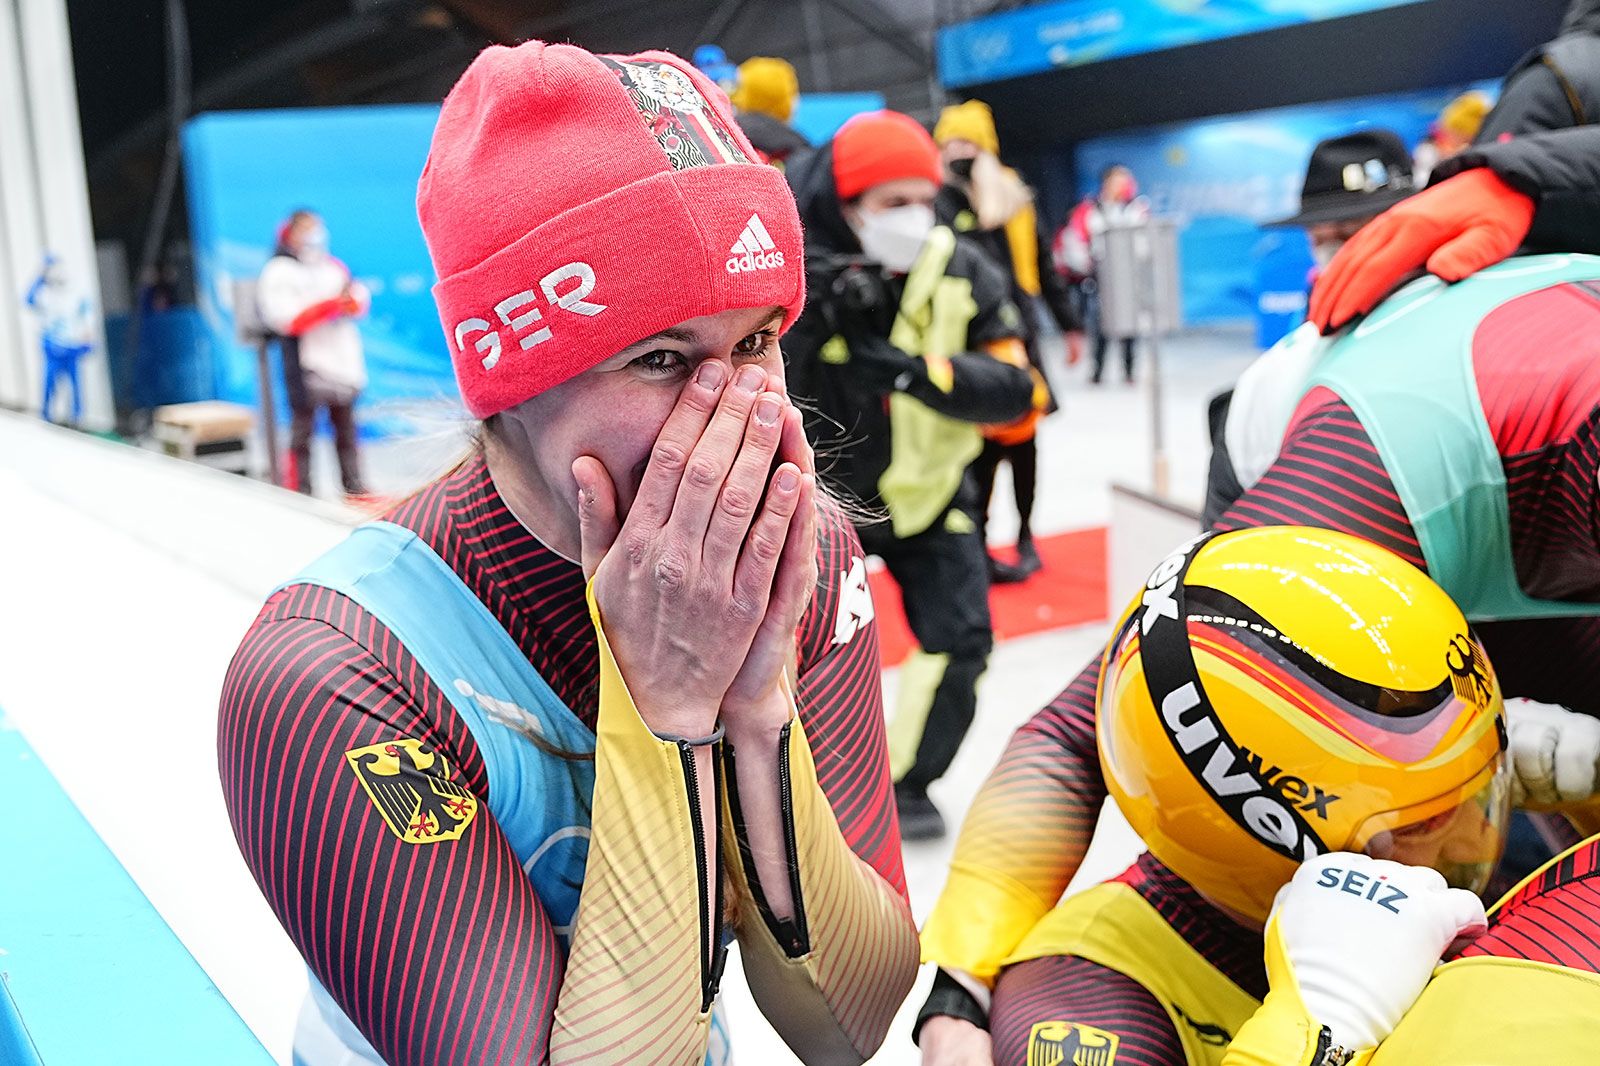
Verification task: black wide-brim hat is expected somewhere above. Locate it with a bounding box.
[1267,128,1418,228]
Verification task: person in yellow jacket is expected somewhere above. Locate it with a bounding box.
[933,100,1073,582]
[917,526,1521,1066]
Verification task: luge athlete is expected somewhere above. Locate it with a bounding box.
[219,40,917,1066]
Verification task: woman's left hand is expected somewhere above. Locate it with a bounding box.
[721,403,818,735]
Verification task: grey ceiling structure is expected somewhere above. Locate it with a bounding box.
[70,0,991,256]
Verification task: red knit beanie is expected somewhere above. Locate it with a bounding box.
[831,110,942,202]
[417,41,806,419]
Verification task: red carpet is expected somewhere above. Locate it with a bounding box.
[868,526,1108,667]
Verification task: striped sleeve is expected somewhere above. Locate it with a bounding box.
[990,955,1187,1066]
[793,503,907,894]
[549,592,722,1063]
[1213,392,1424,566]
[217,588,565,1064]
[1459,837,1600,970]
[919,657,1106,982]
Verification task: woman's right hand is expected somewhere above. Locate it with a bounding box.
[919,1016,993,1066]
[573,361,805,738]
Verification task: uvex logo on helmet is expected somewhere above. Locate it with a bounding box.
[726,214,786,274]
[1139,533,1329,865]
[452,261,607,371]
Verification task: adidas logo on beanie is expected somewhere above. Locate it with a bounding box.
[726,214,786,274]
[417,41,806,419]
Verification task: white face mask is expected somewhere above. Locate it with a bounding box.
[850,203,935,274]
[299,224,330,259]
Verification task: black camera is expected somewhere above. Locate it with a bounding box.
[808,253,896,336]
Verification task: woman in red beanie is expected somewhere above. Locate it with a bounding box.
[218,41,916,1066]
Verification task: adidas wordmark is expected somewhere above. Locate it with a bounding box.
[726,214,786,274]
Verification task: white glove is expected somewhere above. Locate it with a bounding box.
[1266,852,1486,1056]
[1505,698,1600,806]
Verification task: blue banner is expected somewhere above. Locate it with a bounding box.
[1071,83,1497,341]
[790,92,885,145]
[939,0,1429,88]
[183,105,452,438]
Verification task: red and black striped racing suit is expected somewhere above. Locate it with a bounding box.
[920,277,1600,1064]
[219,454,910,1064]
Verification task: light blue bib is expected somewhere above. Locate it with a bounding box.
[288,521,596,1065]
[288,520,598,925]
[1306,254,1600,622]
[282,521,730,1066]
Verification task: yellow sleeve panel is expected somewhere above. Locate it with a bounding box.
[551,586,713,1065]
[1370,956,1600,1064]
[722,714,920,1066]
[1220,914,1329,1066]
[919,725,1104,982]
[920,860,1053,982]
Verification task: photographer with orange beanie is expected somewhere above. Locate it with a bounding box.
[785,109,1034,839]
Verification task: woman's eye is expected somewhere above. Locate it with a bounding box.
[735,330,777,357]
[634,349,688,376]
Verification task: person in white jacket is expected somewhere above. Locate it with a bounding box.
[258,210,370,497]
[1053,166,1148,384]
[25,255,94,425]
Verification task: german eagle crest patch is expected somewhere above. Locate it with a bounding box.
[1027,1021,1119,1066]
[345,738,478,844]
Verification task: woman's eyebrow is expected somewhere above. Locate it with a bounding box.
[612,325,700,360]
[634,325,699,346]
[625,311,784,354]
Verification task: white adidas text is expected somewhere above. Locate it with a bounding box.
[726,214,785,274]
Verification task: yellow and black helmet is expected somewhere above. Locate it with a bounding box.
[1098,526,1509,924]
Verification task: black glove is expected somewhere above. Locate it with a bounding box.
[839,330,925,396]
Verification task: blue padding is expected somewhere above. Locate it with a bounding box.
[0,721,272,1065]
[0,975,44,1066]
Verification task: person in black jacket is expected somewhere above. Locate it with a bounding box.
[1480,0,1600,139]
[1311,0,1600,331]
[785,109,1035,840]
[730,56,813,171]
